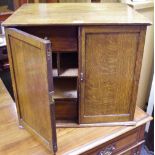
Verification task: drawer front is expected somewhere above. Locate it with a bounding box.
[121,145,142,155]
[55,99,77,121]
[82,128,141,155]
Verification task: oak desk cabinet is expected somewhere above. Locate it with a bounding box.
[2,3,150,153]
[0,79,153,155]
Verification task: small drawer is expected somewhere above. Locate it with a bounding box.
[55,99,77,121]
[119,144,142,155]
[83,128,140,155]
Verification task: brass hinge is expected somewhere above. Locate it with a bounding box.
[80,72,84,81]
[53,142,58,153]
[49,91,55,104]
[47,45,51,60]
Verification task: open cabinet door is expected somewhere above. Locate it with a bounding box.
[5,28,57,153]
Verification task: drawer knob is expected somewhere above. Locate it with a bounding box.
[97,145,116,155]
[134,151,140,155]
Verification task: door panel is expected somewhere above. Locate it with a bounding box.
[79,26,146,124]
[5,28,57,153]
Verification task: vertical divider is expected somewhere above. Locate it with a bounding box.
[57,53,61,76]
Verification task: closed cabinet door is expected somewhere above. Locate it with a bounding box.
[79,26,146,124]
[5,28,57,153]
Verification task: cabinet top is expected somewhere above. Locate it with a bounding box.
[2,3,150,26]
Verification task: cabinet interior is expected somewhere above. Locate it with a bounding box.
[18,26,79,125]
[52,52,78,77]
[52,53,78,124]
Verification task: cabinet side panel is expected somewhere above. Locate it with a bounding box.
[79,26,145,123]
[129,27,146,119]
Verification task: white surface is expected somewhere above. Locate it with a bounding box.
[0,26,6,47]
[120,0,154,10]
[121,0,154,109]
[145,76,154,132]
[0,35,6,47]
[1,26,5,35]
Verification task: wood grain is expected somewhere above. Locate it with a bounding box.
[2,3,150,26]
[129,26,147,120]
[55,99,78,121]
[82,127,143,155]
[118,142,143,155]
[5,28,55,153]
[79,26,146,124]
[0,79,152,155]
[1,2,151,153]
[59,0,90,2]
[53,78,77,99]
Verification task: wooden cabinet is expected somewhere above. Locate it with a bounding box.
[82,125,145,155]
[0,79,152,155]
[3,3,150,154]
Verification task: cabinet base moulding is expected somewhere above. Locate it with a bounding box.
[56,121,136,128]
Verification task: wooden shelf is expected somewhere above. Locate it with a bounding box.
[59,68,78,77]
[56,120,77,127]
[52,52,78,77]
[53,68,78,77]
[53,78,77,99]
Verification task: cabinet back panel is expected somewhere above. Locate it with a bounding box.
[18,26,78,52]
[79,26,145,123]
[53,78,77,99]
